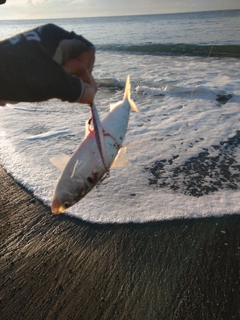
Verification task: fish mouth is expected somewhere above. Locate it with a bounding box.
[51,200,65,215]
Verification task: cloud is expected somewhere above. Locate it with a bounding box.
[0,0,239,20]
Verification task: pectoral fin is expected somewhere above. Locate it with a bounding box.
[111,147,130,168]
[50,154,70,171]
[85,120,90,136]
[85,118,94,137]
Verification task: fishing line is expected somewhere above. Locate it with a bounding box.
[208,9,226,59]
[80,62,109,173]
[191,5,227,97]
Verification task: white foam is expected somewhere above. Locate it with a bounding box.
[1,54,240,223]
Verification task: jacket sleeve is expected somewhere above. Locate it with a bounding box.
[0,24,94,104]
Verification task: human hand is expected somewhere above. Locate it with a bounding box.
[0,24,97,105]
[63,49,97,104]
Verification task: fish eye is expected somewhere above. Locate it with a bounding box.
[87,177,93,184]
[62,201,70,209]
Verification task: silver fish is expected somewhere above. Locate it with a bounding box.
[50,75,138,214]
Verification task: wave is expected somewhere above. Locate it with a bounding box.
[97,43,240,58]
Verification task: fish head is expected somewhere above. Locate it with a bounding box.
[51,175,88,214]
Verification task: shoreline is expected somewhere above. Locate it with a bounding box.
[1,165,240,319]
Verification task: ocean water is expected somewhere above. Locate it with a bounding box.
[0,10,240,223]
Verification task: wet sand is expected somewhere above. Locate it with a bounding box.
[1,164,240,319]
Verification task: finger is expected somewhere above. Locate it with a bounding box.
[63,58,97,92]
[78,82,96,104]
[63,50,95,75]
[75,48,95,73]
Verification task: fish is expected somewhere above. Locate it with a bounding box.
[50,75,138,214]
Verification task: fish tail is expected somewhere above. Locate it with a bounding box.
[124,75,139,112]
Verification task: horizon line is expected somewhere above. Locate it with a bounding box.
[0,8,239,21]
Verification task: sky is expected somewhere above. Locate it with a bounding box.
[0,0,239,20]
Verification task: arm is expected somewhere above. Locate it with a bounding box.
[0,24,97,105]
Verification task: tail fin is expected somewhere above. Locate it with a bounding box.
[124,75,139,112]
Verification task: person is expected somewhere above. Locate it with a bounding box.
[0,23,97,106]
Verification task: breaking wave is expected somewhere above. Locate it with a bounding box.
[97,43,240,58]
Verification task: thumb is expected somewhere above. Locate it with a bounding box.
[78,81,96,104]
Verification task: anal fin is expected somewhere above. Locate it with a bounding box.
[111,147,130,168]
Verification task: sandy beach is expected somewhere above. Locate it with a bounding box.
[1,164,240,319]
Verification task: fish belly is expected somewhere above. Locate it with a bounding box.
[65,133,106,183]
[102,102,130,144]
[64,101,130,182]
